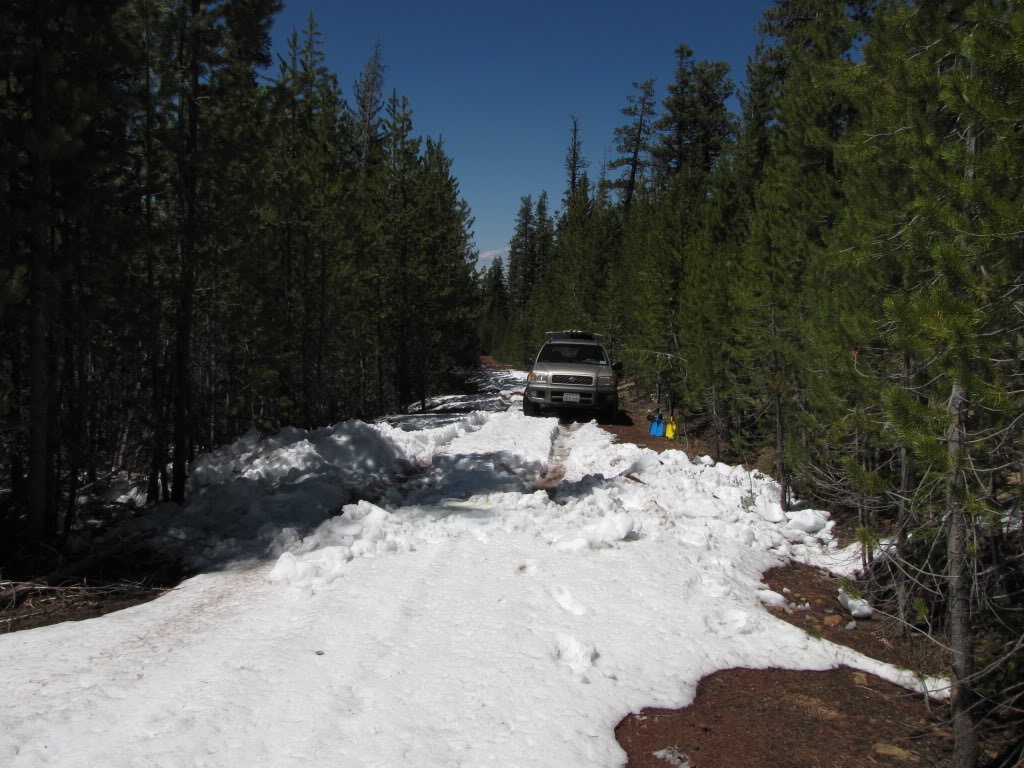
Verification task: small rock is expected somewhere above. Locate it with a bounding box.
[851,671,868,686]
[823,614,843,627]
[845,620,857,630]
[872,742,914,761]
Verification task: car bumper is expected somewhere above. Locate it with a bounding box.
[524,387,618,410]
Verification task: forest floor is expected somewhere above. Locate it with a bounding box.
[2,362,1018,766]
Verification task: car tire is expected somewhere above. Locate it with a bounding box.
[523,398,539,417]
[600,404,617,424]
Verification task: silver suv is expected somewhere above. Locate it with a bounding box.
[523,331,621,420]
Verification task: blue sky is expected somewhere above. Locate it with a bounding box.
[269,1,775,270]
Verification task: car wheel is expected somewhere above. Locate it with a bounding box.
[523,398,539,417]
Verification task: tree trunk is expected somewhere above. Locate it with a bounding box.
[301,232,312,427]
[946,62,979,768]
[316,217,327,424]
[142,2,167,505]
[775,386,788,512]
[771,344,788,512]
[27,2,53,543]
[61,269,83,540]
[172,0,201,504]
[894,443,913,633]
[946,381,977,768]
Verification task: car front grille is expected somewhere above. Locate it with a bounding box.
[552,374,594,385]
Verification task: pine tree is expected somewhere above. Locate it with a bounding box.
[506,195,535,314]
[543,173,599,332]
[676,44,779,459]
[159,0,281,501]
[250,11,347,430]
[609,78,657,217]
[736,0,866,509]
[532,192,555,289]
[563,115,589,205]
[652,45,735,191]
[607,197,676,397]
[346,44,389,415]
[478,257,510,355]
[353,42,386,178]
[674,157,748,457]
[381,90,423,407]
[831,3,1024,763]
[415,137,479,397]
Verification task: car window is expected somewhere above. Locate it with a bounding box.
[537,345,565,363]
[537,343,608,365]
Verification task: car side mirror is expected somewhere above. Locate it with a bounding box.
[612,362,623,372]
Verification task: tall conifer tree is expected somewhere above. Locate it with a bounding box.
[610,79,657,217]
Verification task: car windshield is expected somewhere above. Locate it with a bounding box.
[537,343,608,366]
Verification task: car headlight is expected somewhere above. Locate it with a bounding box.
[528,372,547,383]
[598,375,617,386]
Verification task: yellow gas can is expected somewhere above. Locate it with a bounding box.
[665,419,677,440]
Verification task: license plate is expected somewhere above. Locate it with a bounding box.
[563,393,580,403]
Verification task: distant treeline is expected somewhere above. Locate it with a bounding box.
[479,4,1022,766]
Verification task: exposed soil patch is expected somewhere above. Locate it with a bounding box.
[1,541,186,634]
[601,381,719,460]
[762,562,947,678]
[2,580,171,634]
[613,560,977,767]
[616,666,953,768]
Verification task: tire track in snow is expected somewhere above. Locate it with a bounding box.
[534,423,581,494]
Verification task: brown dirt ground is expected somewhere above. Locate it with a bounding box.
[2,580,171,634]
[1,363,1013,765]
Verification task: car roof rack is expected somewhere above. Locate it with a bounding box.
[544,330,603,342]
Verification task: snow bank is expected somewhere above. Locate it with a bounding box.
[119,413,489,569]
[265,412,841,594]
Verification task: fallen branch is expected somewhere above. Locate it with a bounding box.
[0,531,156,608]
